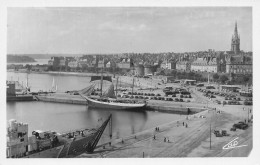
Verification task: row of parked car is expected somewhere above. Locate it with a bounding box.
[163,87,191,95]
[197,89,216,99]
[165,91,191,96]
[197,88,237,98]
[127,92,161,97]
[117,94,191,102]
[225,97,241,101]
[243,101,253,105]
[197,88,244,105]
[223,100,241,105]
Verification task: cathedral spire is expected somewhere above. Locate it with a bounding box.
[233,21,239,39]
[234,21,238,35]
[231,21,240,54]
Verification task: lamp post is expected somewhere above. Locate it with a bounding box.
[209,109,214,150]
[247,108,251,123]
[210,123,212,150]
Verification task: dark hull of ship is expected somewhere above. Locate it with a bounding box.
[24,134,98,158]
[83,96,146,110]
[19,115,112,158]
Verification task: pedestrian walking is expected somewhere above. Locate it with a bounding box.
[183,122,185,126]
[186,123,188,128]
[153,135,156,140]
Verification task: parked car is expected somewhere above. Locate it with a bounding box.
[244,101,253,105]
[214,130,222,137]
[165,91,175,95]
[196,83,204,87]
[232,122,248,130]
[206,86,215,89]
[209,95,216,98]
[214,100,221,104]
[163,86,173,93]
[181,91,191,95]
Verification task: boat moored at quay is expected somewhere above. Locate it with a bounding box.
[79,72,147,110]
[6,115,112,158]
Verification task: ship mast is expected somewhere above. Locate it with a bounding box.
[208,73,210,85]
[115,76,119,98]
[132,77,134,98]
[26,72,30,93]
[131,66,135,98]
[109,115,112,139]
[26,74,28,88]
[100,67,104,97]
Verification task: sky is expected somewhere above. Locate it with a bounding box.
[7,7,252,54]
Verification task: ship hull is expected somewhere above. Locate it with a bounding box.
[8,115,112,158]
[23,132,101,158]
[83,96,146,110]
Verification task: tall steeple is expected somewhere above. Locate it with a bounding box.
[234,21,238,35]
[231,21,240,54]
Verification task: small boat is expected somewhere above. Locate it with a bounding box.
[51,77,58,93]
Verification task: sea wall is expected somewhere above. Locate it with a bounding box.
[145,105,207,115]
[35,96,87,105]
[35,94,208,114]
[7,95,34,102]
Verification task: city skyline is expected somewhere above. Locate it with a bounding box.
[7,7,252,54]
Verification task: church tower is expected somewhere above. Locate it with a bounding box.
[231,21,240,54]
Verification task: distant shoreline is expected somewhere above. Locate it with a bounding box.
[7,69,112,77]
[7,70,157,88]
[7,61,38,64]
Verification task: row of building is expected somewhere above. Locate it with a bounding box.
[159,50,252,75]
[47,56,134,71]
[158,22,252,75]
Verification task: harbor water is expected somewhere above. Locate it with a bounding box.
[6,72,183,140]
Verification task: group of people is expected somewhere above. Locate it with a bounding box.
[176,121,188,128]
[164,137,170,143]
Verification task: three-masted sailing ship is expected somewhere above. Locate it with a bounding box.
[79,70,146,110]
